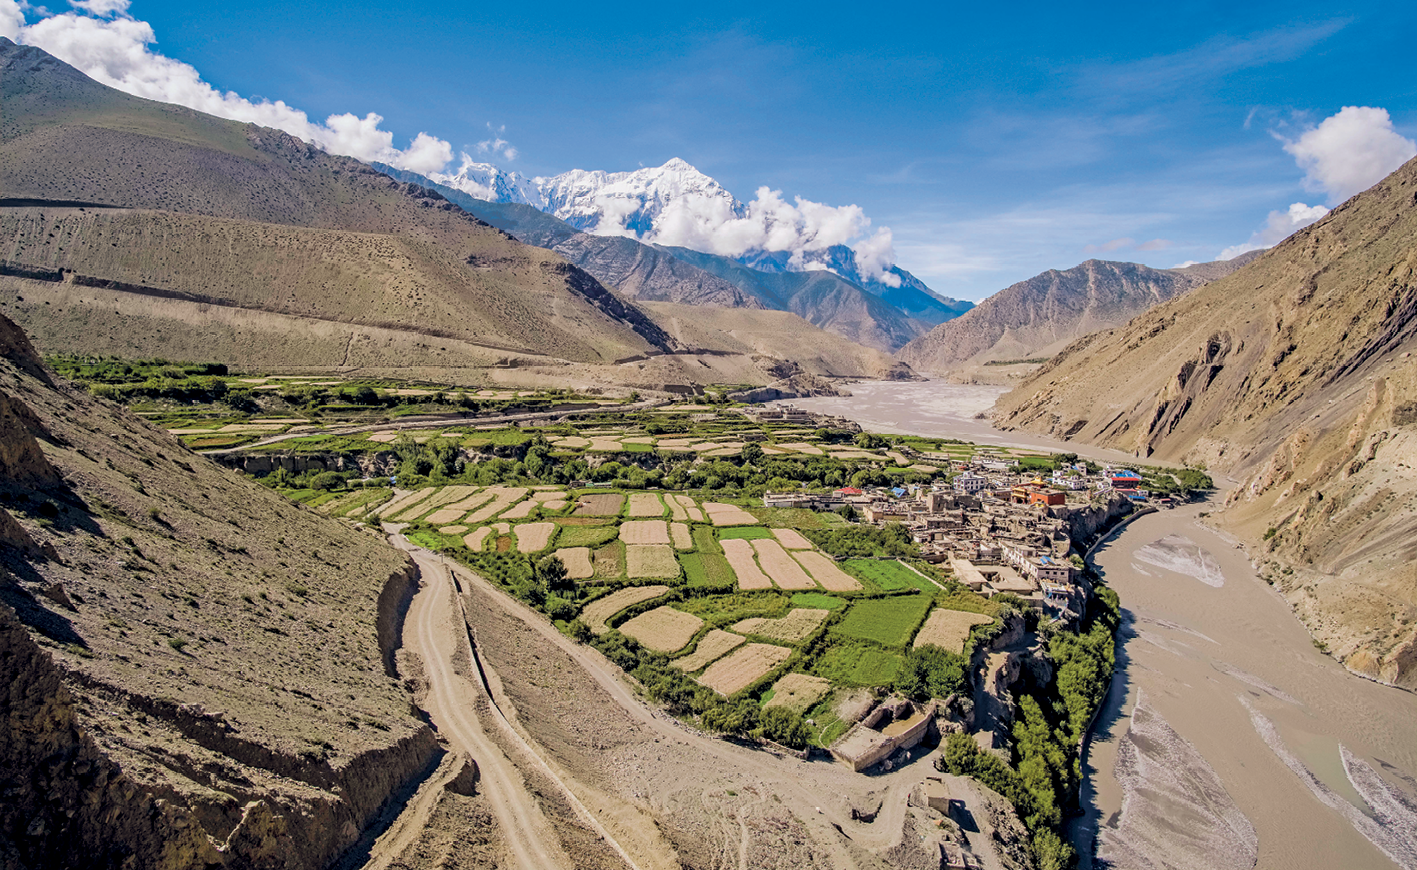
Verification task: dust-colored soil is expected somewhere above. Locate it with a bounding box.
[464,527,493,551]
[620,520,671,545]
[379,487,440,519]
[699,643,792,696]
[666,494,704,522]
[770,528,813,550]
[555,548,595,580]
[763,674,832,713]
[752,540,819,590]
[627,493,665,517]
[438,524,468,534]
[594,544,623,579]
[576,494,626,516]
[501,499,540,520]
[544,499,568,511]
[582,586,672,634]
[792,551,863,591]
[703,502,760,527]
[467,487,529,523]
[776,443,824,455]
[670,522,693,551]
[515,522,557,553]
[625,545,680,579]
[721,538,773,590]
[672,630,747,673]
[913,609,993,654]
[618,607,705,654]
[732,609,830,643]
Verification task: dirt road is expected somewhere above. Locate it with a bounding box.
[398,542,581,870]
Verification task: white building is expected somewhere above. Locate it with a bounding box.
[953,472,988,494]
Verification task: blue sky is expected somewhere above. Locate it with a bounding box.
[6,1,1416,300]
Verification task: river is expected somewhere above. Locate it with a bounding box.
[780,381,1417,870]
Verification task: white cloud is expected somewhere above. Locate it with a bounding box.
[1219,202,1328,260]
[4,0,456,174]
[1281,106,1416,204]
[1172,260,1201,268]
[69,0,129,16]
[476,123,518,161]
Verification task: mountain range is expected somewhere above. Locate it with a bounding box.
[899,253,1261,373]
[993,154,1417,686]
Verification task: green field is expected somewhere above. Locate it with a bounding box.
[843,559,937,592]
[790,592,847,611]
[680,553,736,590]
[811,645,904,687]
[675,591,789,625]
[717,526,774,541]
[832,594,933,648]
[692,524,722,554]
[555,525,620,548]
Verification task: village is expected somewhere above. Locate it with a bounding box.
[761,428,1163,626]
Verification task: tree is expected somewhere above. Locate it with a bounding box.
[741,443,764,465]
[537,555,572,593]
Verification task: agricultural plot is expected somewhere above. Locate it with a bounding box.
[514,522,556,553]
[699,643,792,696]
[913,608,994,654]
[436,489,497,521]
[775,442,823,456]
[500,499,540,520]
[843,559,937,592]
[618,606,704,653]
[555,525,619,548]
[673,629,746,672]
[770,528,813,549]
[582,585,670,634]
[666,494,704,523]
[812,646,904,687]
[791,551,863,592]
[627,493,665,517]
[732,608,829,643]
[752,540,818,590]
[832,595,932,648]
[670,522,693,550]
[626,545,680,579]
[463,527,492,551]
[407,485,479,520]
[438,524,468,534]
[721,538,772,590]
[680,553,735,589]
[467,487,528,523]
[790,592,847,611]
[763,673,832,713]
[377,487,439,519]
[555,547,595,580]
[593,542,623,579]
[717,526,773,540]
[620,520,671,545]
[575,493,625,516]
[703,502,760,527]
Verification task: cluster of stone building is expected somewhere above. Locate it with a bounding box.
[765,456,1157,621]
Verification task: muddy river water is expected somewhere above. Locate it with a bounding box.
[775,381,1417,870]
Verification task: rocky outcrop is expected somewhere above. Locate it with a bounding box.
[899,254,1258,373]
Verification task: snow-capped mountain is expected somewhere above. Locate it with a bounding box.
[428,156,963,315]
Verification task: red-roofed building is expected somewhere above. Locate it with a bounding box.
[836,487,863,495]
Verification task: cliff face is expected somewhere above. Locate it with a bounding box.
[993,155,1417,685]
[0,310,440,867]
[898,255,1258,373]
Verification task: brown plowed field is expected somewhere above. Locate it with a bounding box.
[912,608,993,654]
[731,608,829,643]
[670,522,693,550]
[555,547,595,580]
[763,673,832,712]
[467,487,529,523]
[699,643,791,696]
[575,493,625,516]
[463,527,492,551]
[770,528,813,549]
[378,487,439,519]
[721,538,772,590]
[514,522,556,553]
[500,499,539,520]
[703,502,760,527]
[620,520,671,545]
[791,551,863,591]
[626,545,679,579]
[582,585,670,634]
[627,493,665,517]
[618,606,704,654]
[751,539,818,590]
[667,494,703,522]
[672,629,746,673]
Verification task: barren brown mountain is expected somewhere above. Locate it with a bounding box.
[994,155,1417,686]
[0,309,437,869]
[898,254,1259,373]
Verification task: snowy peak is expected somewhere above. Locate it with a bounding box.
[538,158,741,236]
[428,158,544,209]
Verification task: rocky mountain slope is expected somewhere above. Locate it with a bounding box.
[0,310,436,868]
[0,38,674,368]
[379,165,950,351]
[993,155,1417,686]
[899,254,1260,372]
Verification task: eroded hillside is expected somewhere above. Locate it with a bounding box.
[0,310,437,868]
[993,155,1417,685]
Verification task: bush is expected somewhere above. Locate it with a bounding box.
[894,645,969,700]
[309,471,346,492]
